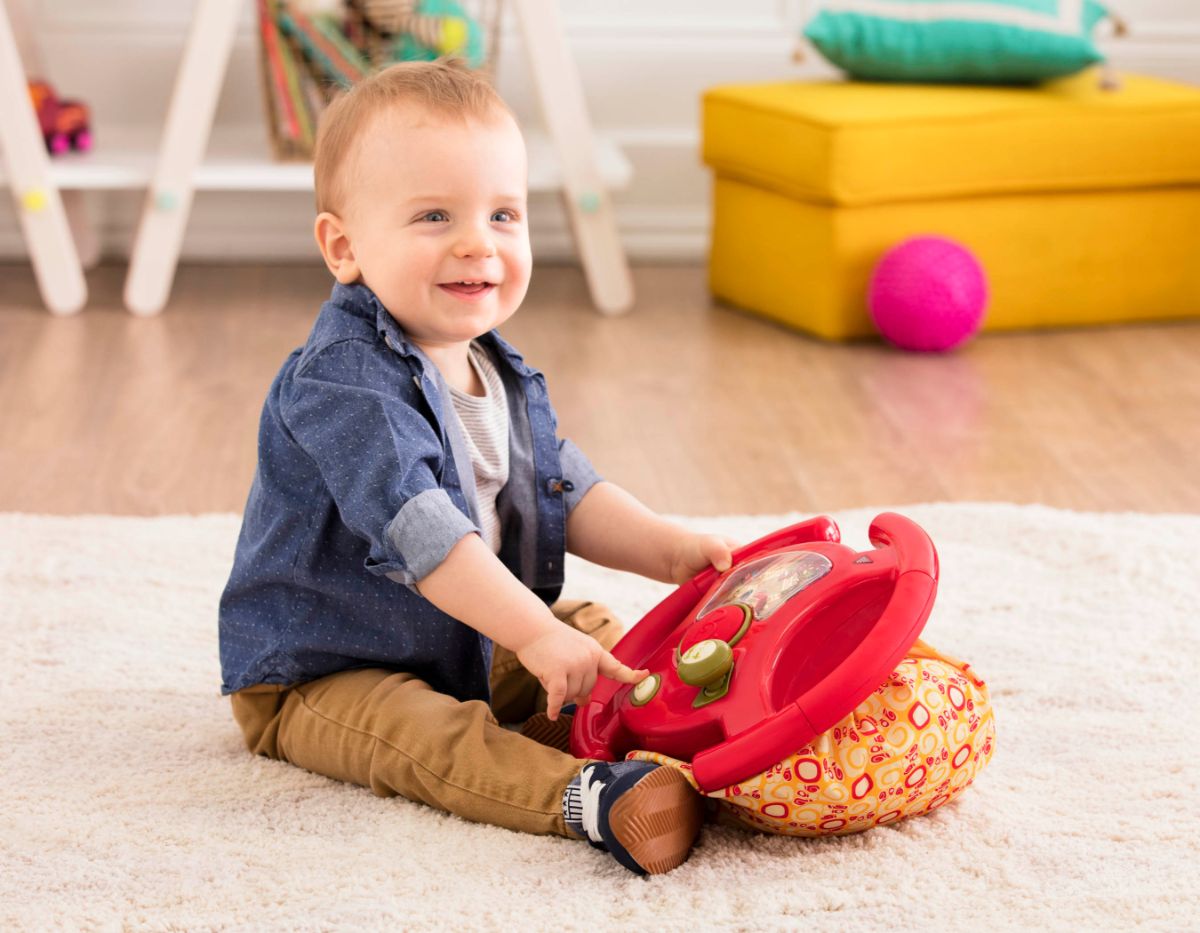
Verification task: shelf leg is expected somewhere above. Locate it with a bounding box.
[124,0,242,316]
[0,0,87,315]
[510,0,634,315]
[63,190,100,269]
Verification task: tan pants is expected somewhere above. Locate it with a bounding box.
[230,600,622,837]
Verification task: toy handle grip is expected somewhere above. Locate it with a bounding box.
[798,512,936,727]
[867,512,938,578]
[729,515,841,568]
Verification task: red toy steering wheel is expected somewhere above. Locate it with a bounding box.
[570,513,938,793]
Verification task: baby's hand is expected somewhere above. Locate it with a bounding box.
[517,625,648,721]
[667,533,740,585]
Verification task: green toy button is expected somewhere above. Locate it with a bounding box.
[692,668,733,709]
[677,638,733,688]
[630,673,661,706]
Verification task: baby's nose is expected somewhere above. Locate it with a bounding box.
[454,224,497,258]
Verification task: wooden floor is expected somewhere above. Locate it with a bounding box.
[2,261,1198,517]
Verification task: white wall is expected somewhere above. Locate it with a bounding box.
[2,0,1198,263]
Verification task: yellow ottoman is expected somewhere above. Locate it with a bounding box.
[703,71,1200,339]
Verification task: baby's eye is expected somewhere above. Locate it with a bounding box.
[421,210,449,223]
[491,209,519,223]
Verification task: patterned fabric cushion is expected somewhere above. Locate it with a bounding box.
[630,640,995,836]
[803,0,1112,83]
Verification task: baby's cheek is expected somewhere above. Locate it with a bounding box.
[502,271,531,312]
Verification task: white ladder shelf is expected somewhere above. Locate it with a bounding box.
[0,0,87,315]
[1,0,635,316]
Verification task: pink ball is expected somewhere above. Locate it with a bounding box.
[868,236,989,352]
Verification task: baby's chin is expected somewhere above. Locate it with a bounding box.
[403,300,518,342]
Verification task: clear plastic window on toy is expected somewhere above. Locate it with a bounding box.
[698,551,833,621]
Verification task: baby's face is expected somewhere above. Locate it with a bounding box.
[340,106,531,349]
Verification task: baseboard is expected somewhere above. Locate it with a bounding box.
[0,198,711,263]
[1,2,1195,265]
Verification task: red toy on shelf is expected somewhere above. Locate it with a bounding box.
[571,513,940,794]
[27,80,92,155]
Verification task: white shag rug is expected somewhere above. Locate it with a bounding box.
[2,504,1198,932]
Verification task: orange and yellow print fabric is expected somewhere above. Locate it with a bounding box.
[629,640,995,837]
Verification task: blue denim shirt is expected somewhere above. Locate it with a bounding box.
[218,282,601,701]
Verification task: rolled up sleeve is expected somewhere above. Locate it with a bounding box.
[384,488,478,584]
[283,340,479,584]
[558,438,602,514]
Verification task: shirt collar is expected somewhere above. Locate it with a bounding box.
[475,329,537,379]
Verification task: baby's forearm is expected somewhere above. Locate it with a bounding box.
[566,481,687,584]
[415,532,561,653]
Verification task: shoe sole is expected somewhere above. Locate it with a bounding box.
[607,766,704,875]
[520,712,573,752]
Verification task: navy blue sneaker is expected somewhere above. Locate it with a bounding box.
[563,760,704,875]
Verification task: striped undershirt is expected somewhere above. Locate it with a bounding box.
[447,342,510,553]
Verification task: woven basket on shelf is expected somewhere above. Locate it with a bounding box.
[257,0,502,161]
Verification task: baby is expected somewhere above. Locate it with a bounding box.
[219,59,737,875]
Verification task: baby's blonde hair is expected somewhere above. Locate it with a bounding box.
[313,59,511,215]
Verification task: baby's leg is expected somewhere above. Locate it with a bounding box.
[230,668,586,836]
[488,599,624,725]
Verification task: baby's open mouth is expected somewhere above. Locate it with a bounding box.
[438,280,496,298]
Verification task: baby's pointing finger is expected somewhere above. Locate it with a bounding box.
[598,652,649,684]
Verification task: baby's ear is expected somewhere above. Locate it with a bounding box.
[314,212,360,284]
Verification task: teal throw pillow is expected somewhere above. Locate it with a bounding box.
[803,0,1113,84]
